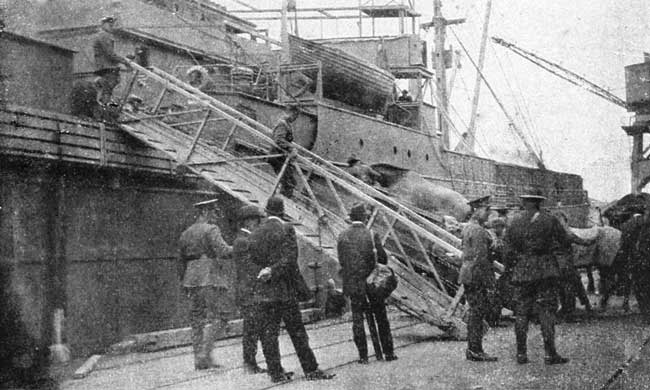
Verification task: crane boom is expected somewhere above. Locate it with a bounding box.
[491,36,628,109]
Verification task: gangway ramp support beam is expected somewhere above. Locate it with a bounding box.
[116,60,468,339]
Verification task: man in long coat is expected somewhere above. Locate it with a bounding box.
[233,205,266,374]
[504,189,570,365]
[249,196,334,383]
[458,197,498,361]
[178,199,234,370]
[337,203,397,364]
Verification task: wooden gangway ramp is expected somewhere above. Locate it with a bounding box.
[116,61,468,339]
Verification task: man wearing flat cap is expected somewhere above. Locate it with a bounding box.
[269,106,299,198]
[248,196,334,383]
[233,205,267,374]
[178,199,233,370]
[504,189,570,365]
[93,16,130,105]
[337,203,397,364]
[459,199,498,362]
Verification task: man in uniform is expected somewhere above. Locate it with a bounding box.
[631,205,650,321]
[459,196,498,361]
[233,205,267,374]
[504,189,569,365]
[347,156,382,186]
[93,16,130,105]
[337,203,397,364]
[269,106,299,198]
[178,199,234,370]
[249,197,334,383]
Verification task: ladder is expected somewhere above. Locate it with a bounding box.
[116,61,468,339]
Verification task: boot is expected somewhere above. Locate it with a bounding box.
[515,316,529,364]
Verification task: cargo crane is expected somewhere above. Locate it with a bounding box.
[492,36,650,194]
[491,36,628,110]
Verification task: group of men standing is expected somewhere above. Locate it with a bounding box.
[179,194,397,384]
[459,189,582,365]
[179,196,334,383]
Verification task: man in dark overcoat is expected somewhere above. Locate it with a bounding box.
[459,198,498,362]
[504,189,570,365]
[249,196,334,383]
[178,199,234,370]
[337,203,397,364]
[233,205,266,374]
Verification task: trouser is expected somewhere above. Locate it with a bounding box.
[600,259,632,308]
[96,68,121,105]
[241,305,262,366]
[349,293,394,360]
[188,287,230,366]
[269,154,297,198]
[257,300,318,378]
[465,284,491,353]
[512,279,560,357]
[558,268,590,315]
[632,266,650,321]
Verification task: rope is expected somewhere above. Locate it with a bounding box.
[450,27,545,168]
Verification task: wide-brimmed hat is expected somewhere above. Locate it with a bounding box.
[238,205,264,220]
[467,195,491,209]
[349,203,369,222]
[265,196,285,216]
[519,188,547,201]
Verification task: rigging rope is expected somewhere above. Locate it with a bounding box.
[450,27,545,168]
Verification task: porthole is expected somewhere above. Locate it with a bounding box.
[393,146,398,154]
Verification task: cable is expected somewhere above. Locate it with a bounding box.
[450,27,545,168]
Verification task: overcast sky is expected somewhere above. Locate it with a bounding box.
[219,0,650,201]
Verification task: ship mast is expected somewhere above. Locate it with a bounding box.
[423,0,464,150]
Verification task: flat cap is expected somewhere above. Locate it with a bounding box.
[238,205,264,220]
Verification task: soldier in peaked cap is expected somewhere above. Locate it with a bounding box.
[93,15,130,105]
[337,203,397,364]
[178,199,234,370]
[504,189,570,365]
[248,196,334,383]
[233,205,267,374]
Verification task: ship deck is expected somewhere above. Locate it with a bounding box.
[0,104,176,174]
